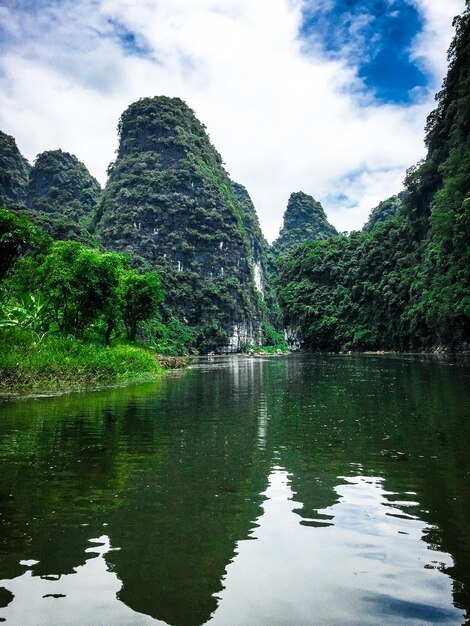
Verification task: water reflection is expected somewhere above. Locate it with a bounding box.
[212,469,463,625]
[0,354,469,625]
[0,535,161,625]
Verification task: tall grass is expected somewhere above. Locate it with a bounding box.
[0,328,165,393]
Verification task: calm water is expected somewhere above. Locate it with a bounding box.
[0,354,469,626]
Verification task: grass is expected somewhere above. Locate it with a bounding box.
[0,327,168,394]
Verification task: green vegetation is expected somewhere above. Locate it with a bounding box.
[362,192,404,232]
[0,139,101,242]
[279,4,470,351]
[0,130,30,207]
[25,149,101,242]
[0,207,45,281]
[1,5,468,362]
[121,270,163,341]
[0,327,164,393]
[0,209,172,392]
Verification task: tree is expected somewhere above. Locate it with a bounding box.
[38,240,124,338]
[0,207,43,281]
[121,270,163,341]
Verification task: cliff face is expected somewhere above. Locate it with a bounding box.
[0,131,30,207]
[272,191,338,258]
[26,150,101,241]
[96,96,266,352]
[362,192,404,233]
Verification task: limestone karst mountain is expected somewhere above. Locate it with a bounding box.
[95,96,269,351]
[272,191,338,259]
[26,149,101,241]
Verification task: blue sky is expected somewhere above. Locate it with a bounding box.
[301,0,427,104]
[0,0,465,239]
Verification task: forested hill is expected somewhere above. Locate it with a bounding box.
[279,2,470,352]
[95,96,273,352]
[0,100,282,353]
[25,150,101,241]
[272,192,338,259]
[0,136,101,242]
[362,192,404,233]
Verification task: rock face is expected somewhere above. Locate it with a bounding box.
[26,150,101,241]
[272,191,338,258]
[362,192,404,232]
[231,181,267,298]
[96,96,267,352]
[0,131,30,207]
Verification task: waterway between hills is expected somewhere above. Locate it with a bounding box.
[0,353,469,625]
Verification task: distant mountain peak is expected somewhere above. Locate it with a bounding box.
[272,191,338,257]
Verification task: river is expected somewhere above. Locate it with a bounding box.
[0,354,469,625]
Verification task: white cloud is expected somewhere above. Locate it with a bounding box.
[409,0,464,85]
[0,0,465,241]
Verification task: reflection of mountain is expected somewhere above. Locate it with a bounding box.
[105,361,273,625]
[0,355,469,624]
[0,361,274,625]
[0,536,159,626]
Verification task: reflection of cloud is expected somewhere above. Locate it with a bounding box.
[0,0,464,238]
[211,470,464,625]
[0,535,161,625]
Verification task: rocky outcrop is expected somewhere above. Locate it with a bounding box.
[271,191,338,259]
[230,181,267,299]
[96,96,267,352]
[0,131,30,207]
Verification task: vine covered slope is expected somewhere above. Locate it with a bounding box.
[0,131,30,207]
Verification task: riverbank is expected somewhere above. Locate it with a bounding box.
[0,328,185,396]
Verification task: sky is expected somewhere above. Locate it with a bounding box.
[0,0,465,241]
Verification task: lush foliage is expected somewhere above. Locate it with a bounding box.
[24,149,101,242]
[0,137,101,243]
[0,207,46,281]
[362,192,404,232]
[37,241,123,337]
[2,232,164,345]
[0,210,170,390]
[95,96,271,352]
[142,315,196,356]
[279,3,470,351]
[121,269,163,341]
